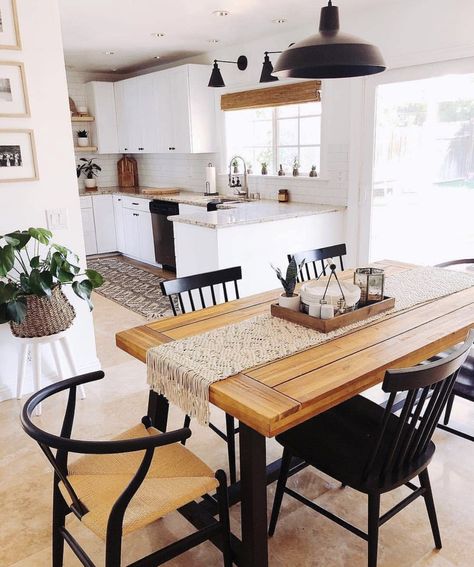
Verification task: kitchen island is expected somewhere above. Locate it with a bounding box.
[170,200,345,297]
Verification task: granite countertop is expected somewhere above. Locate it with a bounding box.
[169,201,345,229]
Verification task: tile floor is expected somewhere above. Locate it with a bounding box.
[1,292,473,566]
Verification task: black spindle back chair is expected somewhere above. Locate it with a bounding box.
[161,266,242,316]
[288,243,347,282]
[20,371,232,567]
[160,266,242,484]
[434,259,474,441]
[269,331,474,567]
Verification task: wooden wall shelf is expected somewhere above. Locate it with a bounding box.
[71,115,95,122]
[74,146,98,153]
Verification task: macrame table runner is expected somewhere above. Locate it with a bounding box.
[147,267,474,426]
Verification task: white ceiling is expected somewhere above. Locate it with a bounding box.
[59,0,389,74]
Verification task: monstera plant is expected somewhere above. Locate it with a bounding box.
[0,228,103,337]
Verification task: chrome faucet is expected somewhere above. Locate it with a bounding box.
[228,155,248,198]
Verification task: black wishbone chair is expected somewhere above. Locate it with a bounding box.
[434,259,474,441]
[160,266,242,484]
[21,371,232,567]
[269,331,474,567]
[287,243,347,283]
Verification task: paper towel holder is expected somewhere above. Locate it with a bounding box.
[205,162,219,196]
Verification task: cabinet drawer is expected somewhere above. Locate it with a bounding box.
[121,195,150,212]
[80,196,93,209]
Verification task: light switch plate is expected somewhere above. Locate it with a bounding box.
[46,208,68,230]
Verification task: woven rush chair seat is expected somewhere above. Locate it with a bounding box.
[61,423,218,539]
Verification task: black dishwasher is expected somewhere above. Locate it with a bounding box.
[149,200,179,271]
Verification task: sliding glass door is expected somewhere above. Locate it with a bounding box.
[361,60,474,265]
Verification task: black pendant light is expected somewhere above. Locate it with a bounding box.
[208,55,248,87]
[273,1,386,79]
[259,51,282,83]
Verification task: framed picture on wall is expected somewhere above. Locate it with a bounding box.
[0,62,29,116]
[0,130,38,182]
[0,0,21,50]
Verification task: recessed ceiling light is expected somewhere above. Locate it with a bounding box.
[151,32,165,38]
[272,18,287,24]
[208,39,220,44]
[104,50,115,55]
[154,56,161,59]
[212,10,230,16]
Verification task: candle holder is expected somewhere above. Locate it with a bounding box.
[354,267,385,306]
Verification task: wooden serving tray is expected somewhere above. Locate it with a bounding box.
[271,296,395,333]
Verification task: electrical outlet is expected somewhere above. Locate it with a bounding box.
[46,208,68,230]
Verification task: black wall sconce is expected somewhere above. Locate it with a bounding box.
[259,51,282,83]
[208,55,248,87]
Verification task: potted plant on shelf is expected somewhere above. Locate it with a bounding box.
[77,129,89,147]
[271,255,305,311]
[261,162,268,175]
[77,158,101,191]
[0,228,104,338]
[292,157,300,177]
[278,164,285,176]
[309,165,318,177]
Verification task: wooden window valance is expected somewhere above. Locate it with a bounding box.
[221,80,321,111]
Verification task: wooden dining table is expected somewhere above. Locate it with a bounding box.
[116,260,474,567]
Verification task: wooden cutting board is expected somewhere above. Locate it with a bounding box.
[140,187,181,195]
[117,156,139,189]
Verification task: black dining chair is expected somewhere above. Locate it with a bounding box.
[287,243,347,282]
[269,331,474,567]
[21,371,233,567]
[434,259,474,441]
[160,266,242,484]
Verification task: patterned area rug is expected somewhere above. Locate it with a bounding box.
[87,256,174,320]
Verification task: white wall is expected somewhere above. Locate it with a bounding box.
[0,0,100,400]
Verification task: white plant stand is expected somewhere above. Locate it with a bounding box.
[15,331,86,416]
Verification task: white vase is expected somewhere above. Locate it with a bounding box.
[84,178,97,190]
[77,137,89,147]
[278,293,301,312]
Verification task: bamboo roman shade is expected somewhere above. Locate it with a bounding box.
[221,80,321,111]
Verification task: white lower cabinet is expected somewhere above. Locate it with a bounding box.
[115,196,156,265]
[81,206,98,256]
[113,195,126,253]
[80,195,116,255]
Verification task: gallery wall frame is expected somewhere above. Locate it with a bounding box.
[0,0,21,50]
[0,61,29,116]
[0,129,38,182]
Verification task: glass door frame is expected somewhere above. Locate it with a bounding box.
[357,57,474,264]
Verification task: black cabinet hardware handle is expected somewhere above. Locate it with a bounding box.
[132,202,139,205]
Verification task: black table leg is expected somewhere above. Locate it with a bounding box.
[239,422,269,567]
[147,390,169,432]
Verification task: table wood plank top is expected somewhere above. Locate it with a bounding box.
[116,261,474,437]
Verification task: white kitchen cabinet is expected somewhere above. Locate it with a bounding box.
[114,75,159,154]
[114,64,215,155]
[80,198,98,256]
[113,195,125,253]
[92,195,117,253]
[153,65,216,154]
[121,197,156,265]
[85,82,119,153]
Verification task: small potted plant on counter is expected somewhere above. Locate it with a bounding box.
[261,162,268,175]
[292,157,300,177]
[77,158,101,191]
[77,129,89,147]
[271,255,305,311]
[0,228,104,338]
[309,165,318,177]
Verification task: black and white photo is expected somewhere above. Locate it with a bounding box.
[0,0,20,49]
[0,62,29,116]
[0,130,37,182]
[0,144,21,167]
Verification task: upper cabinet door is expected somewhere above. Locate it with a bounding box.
[85,82,119,154]
[168,67,192,153]
[135,74,160,154]
[114,79,138,153]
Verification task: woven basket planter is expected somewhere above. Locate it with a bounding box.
[10,285,76,338]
